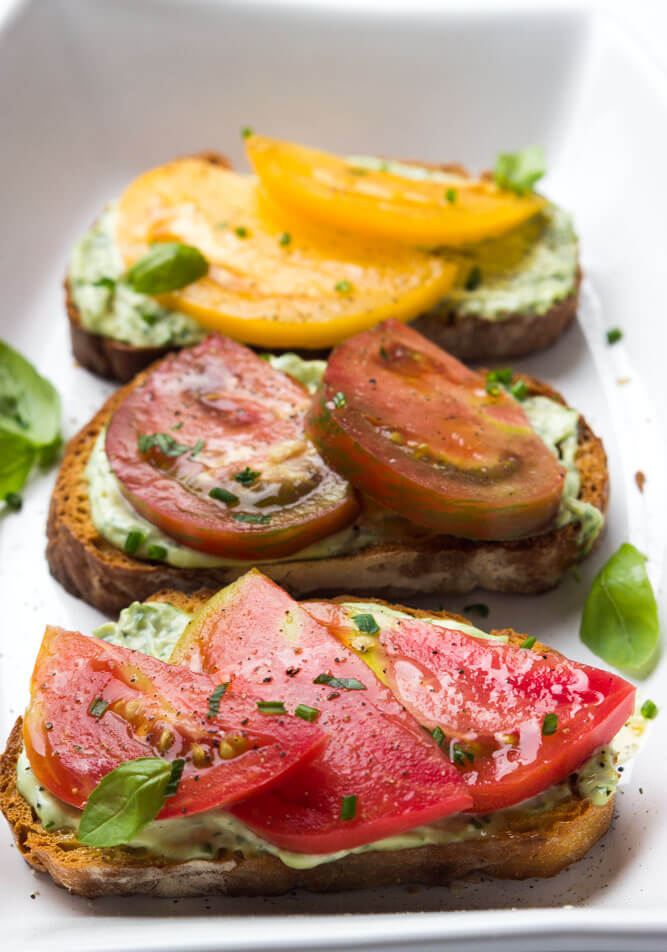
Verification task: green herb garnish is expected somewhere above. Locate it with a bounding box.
[189,438,205,458]
[510,379,528,401]
[352,613,379,635]
[241,126,254,139]
[137,432,193,457]
[340,794,357,821]
[335,280,352,293]
[4,491,22,511]
[520,636,536,650]
[209,487,239,505]
[235,226,249,238]
[78,758,179,848]
[92,276,116,291]
[432,726,445,746]
[233,466,260,486]
[124,530,145,555]
[641,699,658,720]
[452,743,474,766]
[207,683,229,720]
[607,328,623,345]
[580,543,660,677]
[493,146,546,195]
[257,701,286,714]
[542,713,558,735]
[88,698,109,719]
[464,603,489,618]
[445,187,457,203]
[279,232,291,247]
[164,758,185,798]
[380,346,389,360]
[147,544,167,561]
[332,392,347,408]
[125,243,208,294]
[232,512,272,525]
[465,265,482,291]
[486,368,513,386]
[313,673,366,691]
[295,704,320,722]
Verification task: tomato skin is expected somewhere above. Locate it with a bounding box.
[24,627,325,818]
[106,335,358,560]
[304,602,636,813]
[172,570,472,853]
[306,320,566,541]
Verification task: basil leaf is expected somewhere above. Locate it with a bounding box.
[125,243,209,295]
[77,757,172,847]
[0,340,61,448]
[580,543,660,677]
[494,146,546,195]
[0,431,36,499]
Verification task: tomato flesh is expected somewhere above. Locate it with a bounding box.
[306,320,566,540]
[106,335,358,559]
[172,570,472,853]
[24,626,325,818]
[304,602,636,812]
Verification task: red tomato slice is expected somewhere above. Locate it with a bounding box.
[305,602,636,813]
[106,334,358,559]
[306,320,566,540]
[24,626,325,818]
[172,570,472,853]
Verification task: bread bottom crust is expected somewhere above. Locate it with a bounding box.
[0,719,614,898]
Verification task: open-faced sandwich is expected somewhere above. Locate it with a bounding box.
[47,321,606,615]
[66,137,579,380]
[0,570,646,898]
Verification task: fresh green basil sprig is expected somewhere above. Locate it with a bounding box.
[125,242,209,295]
[78,757,184,847]
[0,340,61,508]
[580,543,660,677]
[494,146,546,195]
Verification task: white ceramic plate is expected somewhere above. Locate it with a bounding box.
[1,1,666,949]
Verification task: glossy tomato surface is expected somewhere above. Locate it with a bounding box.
[306,320,566,540]
[305,602,636,813]
[24,627,324,818]
[172,570,471,853]
[106,335,358,559]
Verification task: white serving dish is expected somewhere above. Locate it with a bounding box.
[1,1,666,949]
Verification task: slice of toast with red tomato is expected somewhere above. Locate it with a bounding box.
[46,325,607,616]
[0,575,636,898]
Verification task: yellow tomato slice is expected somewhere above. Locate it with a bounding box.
[115,157,457,349]
[246,135,547,246]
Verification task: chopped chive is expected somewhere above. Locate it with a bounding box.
[432,726,445,746]
[485,381,500,397]
[232,512,272,525]
[124,530,145,555]
[510,379,528,401]
[257,701,286,714]
[140,311,159,326]
[340,794,357,821]
[445,187,457,203]
[4,491,22,511]
[92,276,115,290]
[147,544,168,561]
[88,698,109,719]
[352,613,379,635]
[379,346,389,360]
[279,232,291,247]
[332,391,347,409]
[464,603,489,618]
[165,758,185,797]
[465,265,482,291]
[171,421,184,430]
[452,743,474,766]
[295,704,320,722]
[542,713,558,735]
[520,636,536,650]
[137,432,193,457]
[313,673,366,691]
[233,466,261,486]
[189,438,205,458]
[209,487,239,505]
[207,683,229,720]
[486,368,513,386]
[235,226,249,238]
[335,280,352,293]
[641,699,658,719]
[241,126,254,139]
[606,328,622,345]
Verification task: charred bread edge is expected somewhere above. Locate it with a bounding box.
[0,591,614,897]
[65,151,231,382]
[46,357,608,615]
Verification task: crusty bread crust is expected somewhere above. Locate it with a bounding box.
[66,151,230,382]
[46,356,608,615]
[0,592,615,898]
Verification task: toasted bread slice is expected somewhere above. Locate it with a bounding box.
[0,591,615,898]
[46,353,608,615]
